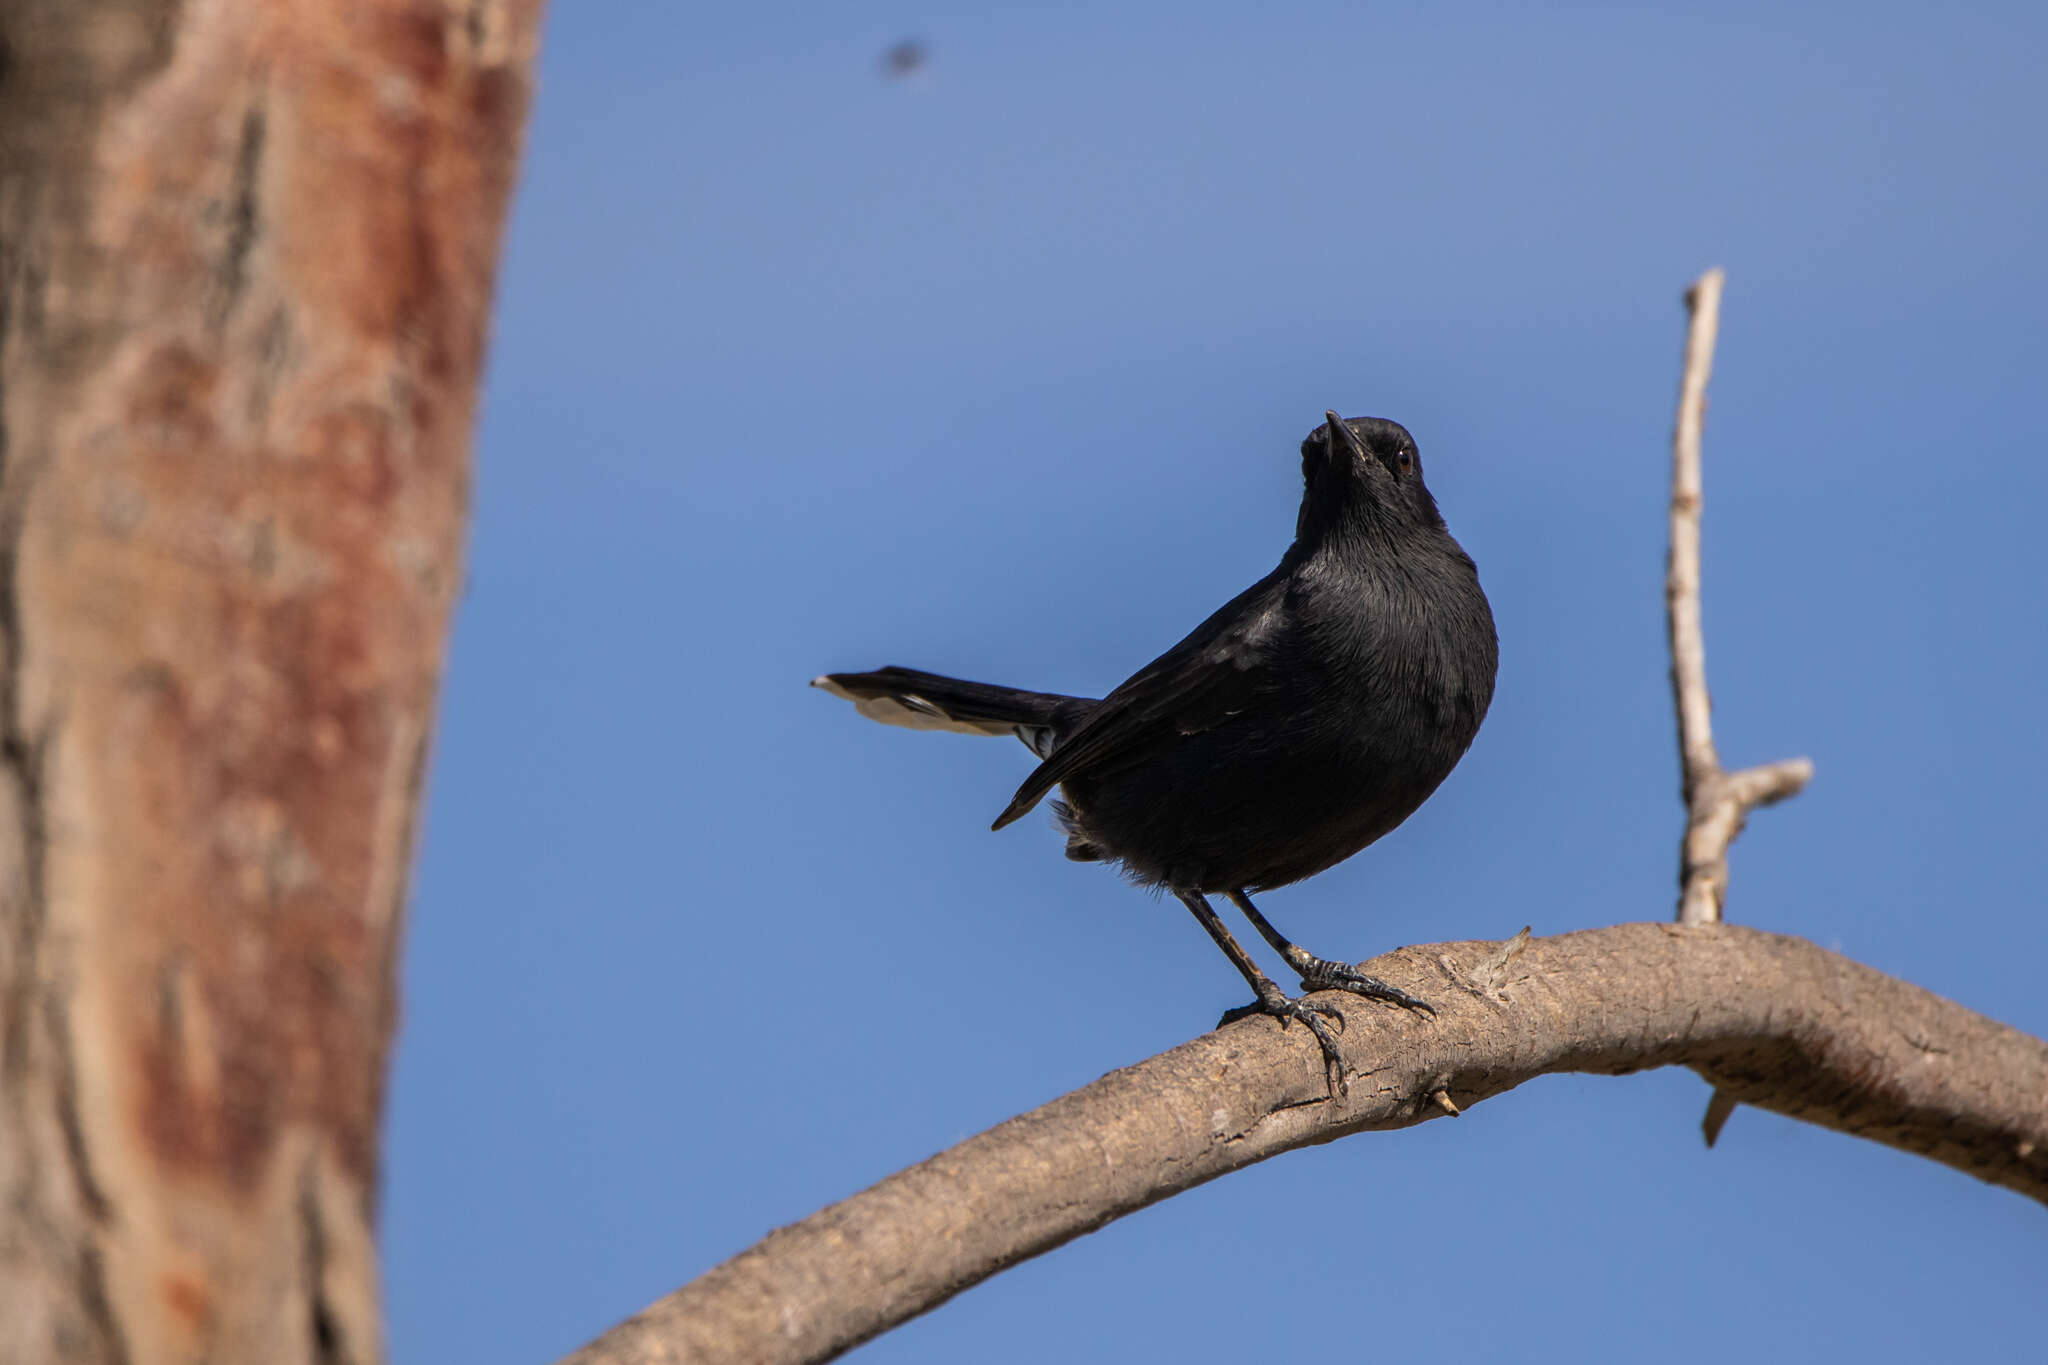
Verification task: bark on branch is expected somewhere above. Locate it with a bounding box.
[564,923,2048,1365]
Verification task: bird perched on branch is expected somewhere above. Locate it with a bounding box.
[815,412,1497,1094]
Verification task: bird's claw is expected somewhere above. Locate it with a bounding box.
[1299,957,1436,1016]
[1219,990,1351,1097]
[1278,996,1345,1031]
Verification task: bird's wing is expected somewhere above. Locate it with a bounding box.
[991,573,1288,830]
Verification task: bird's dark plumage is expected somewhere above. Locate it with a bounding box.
[815,412,1498,1094]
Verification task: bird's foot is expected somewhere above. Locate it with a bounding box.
[1218,988,1350,1097]
[1298,957,1436,1016]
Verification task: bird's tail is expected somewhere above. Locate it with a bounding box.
[811,666,1091,757]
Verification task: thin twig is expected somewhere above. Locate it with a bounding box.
[1668,271,1724,795]
[1664,270,1814,925]
[1701,1089,1739,1147]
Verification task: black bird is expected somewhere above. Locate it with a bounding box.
[815,412,1497,1093]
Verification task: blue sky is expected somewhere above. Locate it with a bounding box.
[382,3,2047,1360]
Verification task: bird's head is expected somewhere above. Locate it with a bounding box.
[1297,411,1445,541]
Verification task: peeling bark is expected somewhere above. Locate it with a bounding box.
[0,4,544,1362]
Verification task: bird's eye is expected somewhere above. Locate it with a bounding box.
[1396,449,1414,470]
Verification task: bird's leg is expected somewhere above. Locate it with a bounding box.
[1225,889,1435,1016]
[1176,890,1348,1096]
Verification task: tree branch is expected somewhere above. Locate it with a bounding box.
[561,924,2048,1365]
[1665,268,1814,925]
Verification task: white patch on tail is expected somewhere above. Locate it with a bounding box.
[810,676,1014,736]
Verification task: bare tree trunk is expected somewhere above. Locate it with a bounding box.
[0,4,542,1362]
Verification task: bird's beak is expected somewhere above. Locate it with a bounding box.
[1324,411,1366,460]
